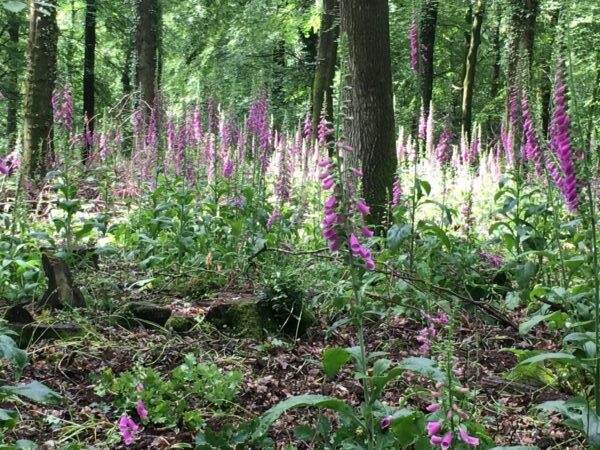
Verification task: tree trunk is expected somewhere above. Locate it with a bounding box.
[541,8,559,136]
[452,4,472,131]
[135,0,160,119]
[461,0,484,138]
[5,13,21,151]
[311,0,339,140]
[520,0,538,68]
[122,47,133,97]
[271,39,286,125]
[419,0,439,117]
[83,0,97,161]
[22,0,59,179]
[490,19,501,100]
[341,0,396,226]
[505,0,538,121]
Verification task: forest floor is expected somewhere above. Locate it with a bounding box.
[0,260,582,449]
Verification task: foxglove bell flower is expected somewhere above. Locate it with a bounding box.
[52,87,74,130]
[136,399,148,420]
[521,94,543,174]
[441,432,453,450]
[458,427,480,446]
[549,66,579,212]
[427,421,443,436]
[355,200,370,216]
[410,17,419,72]
[426,403,440,413]
[118,416,139,445]
[436,128,452,167]
[223,159,234,178]
[0,159,9,175]
[380,415,393,430]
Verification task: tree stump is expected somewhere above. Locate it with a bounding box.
[4,305,34,324]
[39,253,86,309]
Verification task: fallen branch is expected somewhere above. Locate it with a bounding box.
[379,263,519,331]
[260,247,519,330]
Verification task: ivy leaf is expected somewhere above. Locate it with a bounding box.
[387,224,411,251]
[322,347,354,378]
[2,1,27,13]
[0,381,62,404]
[0,408,17,428]
[0,335,27,380]
[518,352,578,366]
[398,357,445,381]
[254,394,360,439]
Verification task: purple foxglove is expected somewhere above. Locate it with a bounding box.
[458,427,480,446]
[136,399,148,420]
[441,432,453,450]
[118,416,139,445]
[427,421,443,436]
[355,200,370,216]
[380,415,393,430]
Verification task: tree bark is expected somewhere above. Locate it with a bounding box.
[5,13,21,151]
[419,0,439,118]
[22,0,59,179]
[83,0,97,161]
[541,8,559,136]
[461,0,484,138]
[520,0,538,68]
[340,0,396,226]
[311,0,339,140]
[452,4,472,131]
[490,19,501,100]
[135,0,160,119]
[505,0,538,121]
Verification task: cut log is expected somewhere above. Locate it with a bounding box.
[10,322,84,348]
[39,253,86,309]
[4,305,34,324]
[121,301,172,328]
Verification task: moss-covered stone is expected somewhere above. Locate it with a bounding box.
[174,274,227,298]
[205,299,267,339]
[205,297,315,339]
[165,315,197,333]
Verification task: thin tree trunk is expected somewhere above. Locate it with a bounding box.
[272,40,286,126]
[22,0,59,179]
[5,13,21,151]
[135,0,160,119]
[520,0,538,69]
[490,19,501,100]
[505,0,538,122]
[311,0,339,140]
[341,0,397,226]
[452,4,472,130]
[541,8,560,136]
[83,0,97,161]
[122,47,133,97]
[419,0,439,117]
[461,0,484,138]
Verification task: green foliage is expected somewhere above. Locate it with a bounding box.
[94,353,242,431]
[2,1,26,13]
[0,321,62,447]
[0,321,26,379]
